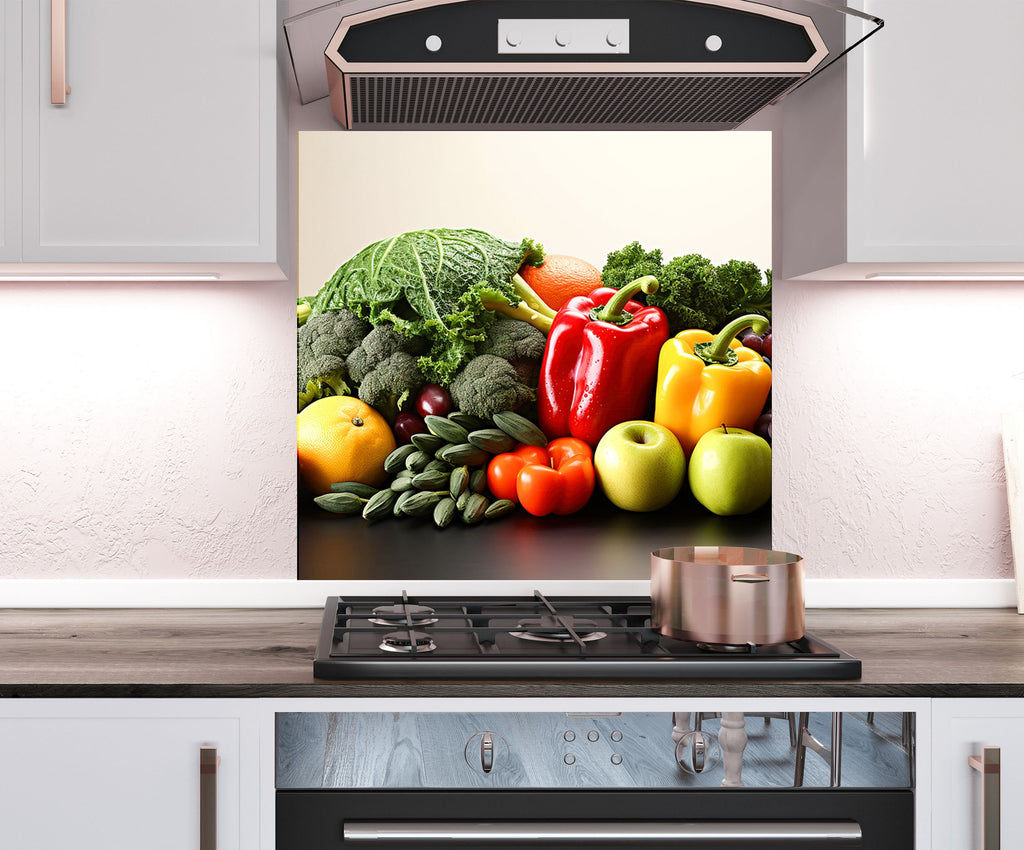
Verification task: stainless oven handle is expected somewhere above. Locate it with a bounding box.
[342,821,863,844]
[968,747,1000,850]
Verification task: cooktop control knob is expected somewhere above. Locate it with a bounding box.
[465,731,508,775]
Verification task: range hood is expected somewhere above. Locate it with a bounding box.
[284,0,881,129]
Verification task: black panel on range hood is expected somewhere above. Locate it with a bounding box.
[284,0,882,129]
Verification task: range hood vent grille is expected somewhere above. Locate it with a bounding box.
[348,73,802,128]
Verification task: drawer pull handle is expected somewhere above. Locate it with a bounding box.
[968,747,1000,850]
[50,0,70,104]
[200,746,219,850]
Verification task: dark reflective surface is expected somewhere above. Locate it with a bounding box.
[298,488,770,581]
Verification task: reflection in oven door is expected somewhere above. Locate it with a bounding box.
[275,712,915,849]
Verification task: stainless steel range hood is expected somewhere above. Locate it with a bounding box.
[284,0,881,129]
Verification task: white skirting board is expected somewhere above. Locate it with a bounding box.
[0,578,1017,609]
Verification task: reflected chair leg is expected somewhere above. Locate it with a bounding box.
[794,712,842,788]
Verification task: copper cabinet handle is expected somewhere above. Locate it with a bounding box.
[50,0,70,104]
[968,747,1000,850]
[200,746,219,850]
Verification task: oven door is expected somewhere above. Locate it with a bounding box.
[277,789,914,849]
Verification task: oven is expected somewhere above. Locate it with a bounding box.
[276,710,915,849]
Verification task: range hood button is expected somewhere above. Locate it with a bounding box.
[705,34,723,52]
[505,30,522,47]
[554,30,572,47]
[425,34,442,52]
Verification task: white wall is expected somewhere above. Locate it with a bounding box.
[0,92,1019,588]
[0,282,296,578]
[772,278,1016,580]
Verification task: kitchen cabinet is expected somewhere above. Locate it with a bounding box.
[781,0,1024,280]
[1,0,286,278]
[931,698,1024,849]
[0,699,261,850]
[0,0,19,261]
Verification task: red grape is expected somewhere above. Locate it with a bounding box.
[763,333,772,360]
[415,384,453,418]
[394,412,428,444]
[741,334,763,355]
[754,412,772,445]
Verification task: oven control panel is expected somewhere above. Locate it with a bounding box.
[276,711,915,791]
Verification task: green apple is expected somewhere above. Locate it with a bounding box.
[688,426,771,516]
[594,421,686,512]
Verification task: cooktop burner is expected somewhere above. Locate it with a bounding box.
[313,591,861,680]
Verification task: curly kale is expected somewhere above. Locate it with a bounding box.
[602,242,771,336]
[476,319,548,388]
[449,355,535,420]
[297,309,372,412]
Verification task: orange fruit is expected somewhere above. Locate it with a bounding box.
[297,396,396,495]
[519,254,603,311]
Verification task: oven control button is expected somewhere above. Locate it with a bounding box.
[611,753,623,765]
[610,730,623,742]
[465,731,508,775]
[563,731,576,742]
[587,730,600,742]
[564,753,576,765]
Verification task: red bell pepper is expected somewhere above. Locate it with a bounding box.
[486,438,595,517]
[538,277,669,447]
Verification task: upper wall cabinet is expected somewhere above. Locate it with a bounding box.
[1,1,19,262]
[1,0,287,280]
[782,0,1024,280]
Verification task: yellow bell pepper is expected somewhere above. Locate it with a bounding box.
[654,314,772,456]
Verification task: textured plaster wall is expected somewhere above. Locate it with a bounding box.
[773,279,1018,579]
[0,282,296,578]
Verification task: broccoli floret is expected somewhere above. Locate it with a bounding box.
[602,242,770,336]
[356,351,427,424]
[449,354,535,420]
[346,325,429,385]
[476,319,548,387]
[297,309,371,411]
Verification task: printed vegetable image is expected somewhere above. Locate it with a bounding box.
[654,314,772,456]
[300,228,550,384]
[487,438,595,517]
[296,227,773,527]
[538,277,669,447]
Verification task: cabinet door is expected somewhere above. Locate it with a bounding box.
[21,0,277,264]
[1,0,21,261]
[0,699,260,850]
[932,698,1024,850]
[846,0,1024,264]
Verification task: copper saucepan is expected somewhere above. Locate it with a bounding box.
[651,546,805,646]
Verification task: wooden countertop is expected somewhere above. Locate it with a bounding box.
[2,608,1023,698]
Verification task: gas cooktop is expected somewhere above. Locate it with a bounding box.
[313,592,861,680]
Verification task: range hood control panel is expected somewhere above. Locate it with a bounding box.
[334,0,819,65]
[497,19,630,55]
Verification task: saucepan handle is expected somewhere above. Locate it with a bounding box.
[731,573,770,583]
